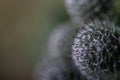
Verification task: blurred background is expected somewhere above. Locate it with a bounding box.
[0,0,120,80]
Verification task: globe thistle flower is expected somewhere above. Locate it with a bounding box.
[72,12,120,80]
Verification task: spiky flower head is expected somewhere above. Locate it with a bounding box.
[72,19,120,80]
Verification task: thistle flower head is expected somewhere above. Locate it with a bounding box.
[72,19,120,80]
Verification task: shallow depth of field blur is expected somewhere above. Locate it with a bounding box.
[0,0,120,80]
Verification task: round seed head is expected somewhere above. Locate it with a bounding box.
[72,20,120,80]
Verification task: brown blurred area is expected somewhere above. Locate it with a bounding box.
[0,0,67,80]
